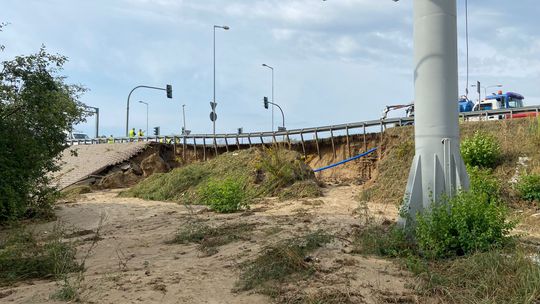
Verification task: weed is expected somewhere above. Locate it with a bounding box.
[352,222,414,258]
[198,178,249,213]
[257,147,313,192]
[516,173,540,203]
[416,249,540,303]
[168,221,255,256]
[236,231,332,292]
[416,192,515,259]
[278,180,322,200]
[0,226,81,285]
[461,130,501,168]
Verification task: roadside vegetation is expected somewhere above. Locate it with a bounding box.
[124,147,321,212]
[354,118,540,303]
[0,23,88,222]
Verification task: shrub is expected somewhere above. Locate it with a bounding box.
[0,227,81,285]
[415,192,515,259]
[468,166,500,201]
[461,131,501,168]
[198,178,249,213]
[352,223,414,258]
[237,231,332,292]
[258,147,312,190]
[516,173,540,203]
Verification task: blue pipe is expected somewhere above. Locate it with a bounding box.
[313,147,378,173]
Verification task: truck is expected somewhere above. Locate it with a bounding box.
[465,91,536,120]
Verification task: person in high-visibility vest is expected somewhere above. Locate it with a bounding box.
[129,128,136,139]
[138,129,144,137]
[108,135,114,144]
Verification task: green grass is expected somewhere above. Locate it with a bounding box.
[123,148,319,210]
[0,226,82,285]
[236,231,332,293]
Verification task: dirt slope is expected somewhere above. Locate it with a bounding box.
[0,186,416,304]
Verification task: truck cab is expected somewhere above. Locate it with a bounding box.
[472,91,524,111]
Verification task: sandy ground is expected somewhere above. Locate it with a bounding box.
[0,185,422,304]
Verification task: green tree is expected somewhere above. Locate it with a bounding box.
[0,40,87,221]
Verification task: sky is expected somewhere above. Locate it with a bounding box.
[2,0,539,137]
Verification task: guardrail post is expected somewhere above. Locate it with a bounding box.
[203,138,207,161]
[300,130,306,159]
[379,121,383,161]
[236,135,240,150]
[314,128,321,159]
[286,132,291,150]
[363,123,367,152]
[260,133,264,147]
[248,134,252,147]
[224,137,229,152]
[272,132,277,146]
[213,136,218,156]
[330,127,336,160]
[193,138,197,161]
[182,136,186,160]
[346,126,351,158]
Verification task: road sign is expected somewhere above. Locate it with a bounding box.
[210,102,217,110]
[210,112,217,122]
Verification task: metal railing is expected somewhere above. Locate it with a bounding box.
[68,106,540,156]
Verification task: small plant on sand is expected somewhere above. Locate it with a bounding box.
[237,231,332,293]
[461,131,501,168]
[198,177,249,213]
[0,226,81,285]
[415,192,515,259]
[168,221,255,256]
[515,173,540,203]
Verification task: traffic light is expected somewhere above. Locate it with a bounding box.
[153,126,160,136]
[166,84,173,99]
[263,96,269,109]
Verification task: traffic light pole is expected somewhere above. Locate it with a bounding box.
[266,100,285,130]
[125,85,172,137]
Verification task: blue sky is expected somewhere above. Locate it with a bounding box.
[2,0,539,137]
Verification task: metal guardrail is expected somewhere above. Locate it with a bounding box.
[68,106,540,155]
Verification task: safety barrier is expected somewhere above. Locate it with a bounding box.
[68,105,540,161]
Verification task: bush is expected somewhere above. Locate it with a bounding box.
[468,166,500,201]
[198,178,249,213]
[237,231,332,292]
[516,173,540,203]
[415,192,515,259]
[461,131,501,168]
[0,227,81,285]
[258,147,313,190]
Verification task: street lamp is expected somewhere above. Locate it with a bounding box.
[182,104,187,135]
[212,25,230,140]
[138,100,149,136]
[262,63,275,131]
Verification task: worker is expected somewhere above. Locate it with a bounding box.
[128,128,136,140]
[107,135,114,144]
[138,129,144,137]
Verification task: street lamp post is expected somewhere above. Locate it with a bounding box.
[262,64,275,131]
[182,104,186,135]
[213,25,230,140]
[125,84,172,137]
[138,101,149,136]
